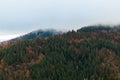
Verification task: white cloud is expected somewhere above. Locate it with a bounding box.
[0,34,20,42]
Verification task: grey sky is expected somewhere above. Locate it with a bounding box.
[0,0,120,41]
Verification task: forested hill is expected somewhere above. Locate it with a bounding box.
[1,25,120,80]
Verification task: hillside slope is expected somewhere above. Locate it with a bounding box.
[0,25,120,80]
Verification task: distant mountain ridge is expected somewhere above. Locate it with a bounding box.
[77,25,120,32]
[12,29,63,41]
[10,25,120,42]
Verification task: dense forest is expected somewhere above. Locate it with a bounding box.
[1,25,120,80]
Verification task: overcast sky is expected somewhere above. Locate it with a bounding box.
[0,0,120,41]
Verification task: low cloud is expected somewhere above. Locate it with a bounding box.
[0,34,20,42]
